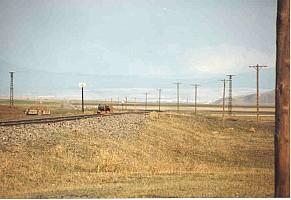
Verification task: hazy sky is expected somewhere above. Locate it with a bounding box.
[0,0,277,78]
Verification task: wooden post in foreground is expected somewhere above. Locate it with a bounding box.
[275,0,290,197]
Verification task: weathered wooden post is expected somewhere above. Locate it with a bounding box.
[275,0,290,197]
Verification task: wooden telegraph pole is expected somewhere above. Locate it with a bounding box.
[249,64,267,122]
[191,84,201,115]
[173,82,182,111]
[219,79,228,121]
[157,89,161,112]
[144,92,148,111]
[275,0,290,197]
[117,97,119,110]
[125,96,128,111]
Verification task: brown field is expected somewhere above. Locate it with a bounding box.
[0,101,274,198]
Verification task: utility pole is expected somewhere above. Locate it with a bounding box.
[275,0,290,197]
[117,97,119,110]
[173,82,182,111]
[9,71,15,107]
[219,79,229,121]
[191,84,201,115]
[249,64,267,122]
[144,92,148,111]
[125,97,128,111]
[157,89,161,112]
[226,74,235,115]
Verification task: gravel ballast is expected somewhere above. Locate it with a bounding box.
[0,113,149,150]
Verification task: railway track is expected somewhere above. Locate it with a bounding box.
[0,111,149,127]
[0,108,273,127]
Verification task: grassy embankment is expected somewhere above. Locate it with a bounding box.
[0,112,274,198]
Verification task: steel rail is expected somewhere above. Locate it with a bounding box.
[0,111,149,127]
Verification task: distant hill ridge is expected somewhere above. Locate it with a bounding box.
[213,90,275,105]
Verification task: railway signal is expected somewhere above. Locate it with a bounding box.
[79,83,86,113]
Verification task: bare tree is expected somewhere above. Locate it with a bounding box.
[275,0,290,197]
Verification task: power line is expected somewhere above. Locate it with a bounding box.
[226,74,235,115]
[9,71,15,107]
[173,82,182,111]
[249,64,268,122]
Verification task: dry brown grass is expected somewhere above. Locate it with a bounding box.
[0,112,274,198]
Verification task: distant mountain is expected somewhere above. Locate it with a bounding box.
[213,90,275,105]
[0,58,276,100]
